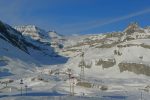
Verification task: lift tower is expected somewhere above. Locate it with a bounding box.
[79,52,85,81]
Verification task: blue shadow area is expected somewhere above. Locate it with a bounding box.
[13,92,66,97]
[0,92,66,99]
[103,95,127,99]
[0,61,7,67]
[41,56,69,65]
[0,72,13,77]
[0,95,8,98]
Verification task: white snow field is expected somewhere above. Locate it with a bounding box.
[1,21,150,100]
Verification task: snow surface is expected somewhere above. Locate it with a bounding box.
[1,21,150,100]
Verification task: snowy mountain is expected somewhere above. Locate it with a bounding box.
[14,25,49,41]
[0,20,68,78]
[62,22,150,78]
[15,25,66,51]
[0,20,39,78]
[14,25,68,65]
[48,31,66,49]
[2,20,150,80]
[2,20,150,99]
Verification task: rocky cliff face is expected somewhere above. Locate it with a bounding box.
[124,22,144,35]
[14,25,49,41]
[0,21,29,53]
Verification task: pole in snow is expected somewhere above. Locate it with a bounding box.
[141,91,143,100]
[20,79,24,96]
[71,77,75,96]
[25,85,28,96]
[68,72,72,96]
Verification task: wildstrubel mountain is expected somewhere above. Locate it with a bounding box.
[14,25,68,65]
[14,25,65,51]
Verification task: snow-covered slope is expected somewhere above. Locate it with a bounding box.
[15,25,66,48]
[14,25,68,65]
[48,31,66,49]
[0,21,40,78]
[2,20,150,99]
[0,20,68,79]
[62,22,150,78]
[3,20,150,80]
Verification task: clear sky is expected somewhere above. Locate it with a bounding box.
[0,0,150,35]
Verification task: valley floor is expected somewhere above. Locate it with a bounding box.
[1,74,150,100]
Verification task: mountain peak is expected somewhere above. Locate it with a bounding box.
[48,31,61,38]
[124,22,144,35]
[15,25,40,32]
[14,25,48,40]
[127,22,139,28]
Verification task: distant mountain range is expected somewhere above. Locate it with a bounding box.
[1,20,150,79]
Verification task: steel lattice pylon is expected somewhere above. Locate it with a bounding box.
[79,52,85,81]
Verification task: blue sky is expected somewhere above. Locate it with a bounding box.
[0,0,150,35]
